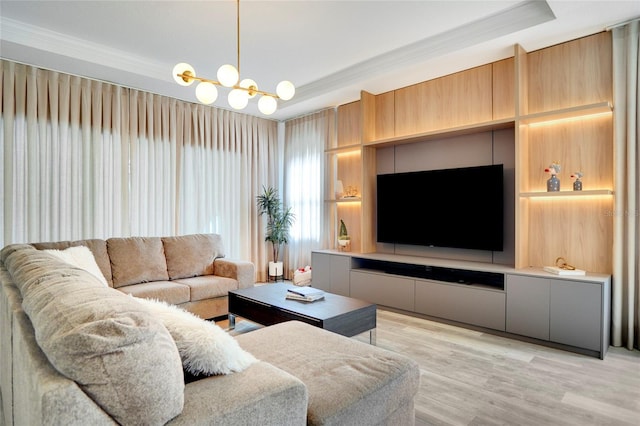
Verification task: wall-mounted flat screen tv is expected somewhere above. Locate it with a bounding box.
[376,164,504,251]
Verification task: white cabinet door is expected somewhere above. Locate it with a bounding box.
[506,275,550,340]
[549,279,602,352]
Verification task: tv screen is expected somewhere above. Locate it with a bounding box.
[377,164,504,251]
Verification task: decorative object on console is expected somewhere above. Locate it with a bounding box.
[172,0,294,115]
[571,171,583,191]
[256,186,295,279]
[545,161,561,192]
[543,256,586,275]
[338,219,351,251]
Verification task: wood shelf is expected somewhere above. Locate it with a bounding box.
[325,197,362,203]
[325,144,361,154]
[519,102,612,125]
[519,189,613,198]
[364,118,515,148]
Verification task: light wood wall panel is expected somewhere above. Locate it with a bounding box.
[527,32,612,113]
[527,197,613,273]
[337,101,361,147]
[375,91,395,140]
[394,64,493,137]
[526,115,613,192]
[336,150,362,197]
[493,58,515,119]
[337,202,361,253]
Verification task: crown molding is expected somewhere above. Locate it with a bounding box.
[288,0,556,106]
[0,17,168,82]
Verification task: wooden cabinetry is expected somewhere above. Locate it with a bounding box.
[312,250,611,358]
[505,274,610,357]
[326,31,613,275]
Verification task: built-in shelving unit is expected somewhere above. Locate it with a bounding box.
[325,31,614,274]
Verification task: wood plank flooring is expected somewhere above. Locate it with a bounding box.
[225,308,640,426]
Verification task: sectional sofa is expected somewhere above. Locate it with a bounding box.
[0,235,420,425]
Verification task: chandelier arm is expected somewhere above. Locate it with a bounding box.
[176,73,281,99]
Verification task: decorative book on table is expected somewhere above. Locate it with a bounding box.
[286,286,325,302]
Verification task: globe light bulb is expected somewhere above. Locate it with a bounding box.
[172,63,196,86]
[276,80,295,100]
[195,82,218,104]
[239,79,258,98]
[228,89,248,110]
[258,95,277,115]
[217,64,239,87]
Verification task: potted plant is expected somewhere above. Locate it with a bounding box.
[256,186,295,278]
[338,219,351,251]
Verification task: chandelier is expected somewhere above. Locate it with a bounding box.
[172,0,295,115]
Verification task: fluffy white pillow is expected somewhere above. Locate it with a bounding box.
[133,296,257,375]
[44,246,109,287]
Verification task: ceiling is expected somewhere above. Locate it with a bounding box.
[1,1,639,121]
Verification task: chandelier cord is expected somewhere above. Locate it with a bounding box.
[236,0,240,75]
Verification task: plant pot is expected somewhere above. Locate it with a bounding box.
[268,261,283,277]
[338,239,351,252]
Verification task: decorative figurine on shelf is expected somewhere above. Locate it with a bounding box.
[545,162,561,192]
[338,219,351,251]
[344,185,359,198]
[571,171,583,191]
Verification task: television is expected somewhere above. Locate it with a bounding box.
[376,164,504,251]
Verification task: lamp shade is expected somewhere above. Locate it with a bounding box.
[276,80,295,100]
[228,89,248,109]
[258,95,277,115]
[172,63,196,86]
[195,82,218,104]
[240,79,258,98]
[217,64,239,87]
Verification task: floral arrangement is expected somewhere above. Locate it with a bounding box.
[570,171,583,180]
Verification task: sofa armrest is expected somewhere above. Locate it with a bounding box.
[214,259,255,289]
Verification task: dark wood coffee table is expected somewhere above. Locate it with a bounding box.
[228,283,377,344]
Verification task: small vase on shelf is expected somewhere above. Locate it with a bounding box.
[571,171,583,191]
[547,174,560,192]
[545,162,561,192]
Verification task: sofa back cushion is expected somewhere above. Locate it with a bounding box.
[162,234,225,280]
[1,244,184,425]
[107,237,169,288]
[31,239,113,286]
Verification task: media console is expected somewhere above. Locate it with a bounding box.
[311,250,611,359]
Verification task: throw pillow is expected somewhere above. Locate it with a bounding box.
[44,245,109,287]
[133,296,257,375]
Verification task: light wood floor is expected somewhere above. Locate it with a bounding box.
[224,308,640,426]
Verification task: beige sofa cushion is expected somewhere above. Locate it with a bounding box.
[32,239,113,286]
[2,245,185,425]
[162,234,225,280]
[108,237,169,288]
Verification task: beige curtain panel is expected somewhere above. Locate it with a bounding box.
[0,60,278,273]
[611,19,639,350]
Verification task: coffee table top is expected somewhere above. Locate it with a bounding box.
[230,283,374,321]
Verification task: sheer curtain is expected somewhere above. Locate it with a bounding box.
[283,109,335,277]
[1,61,128,244]
[611,20,639,350]
[0,59,278,267]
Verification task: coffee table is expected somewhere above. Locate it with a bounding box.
[228,283,377,344]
